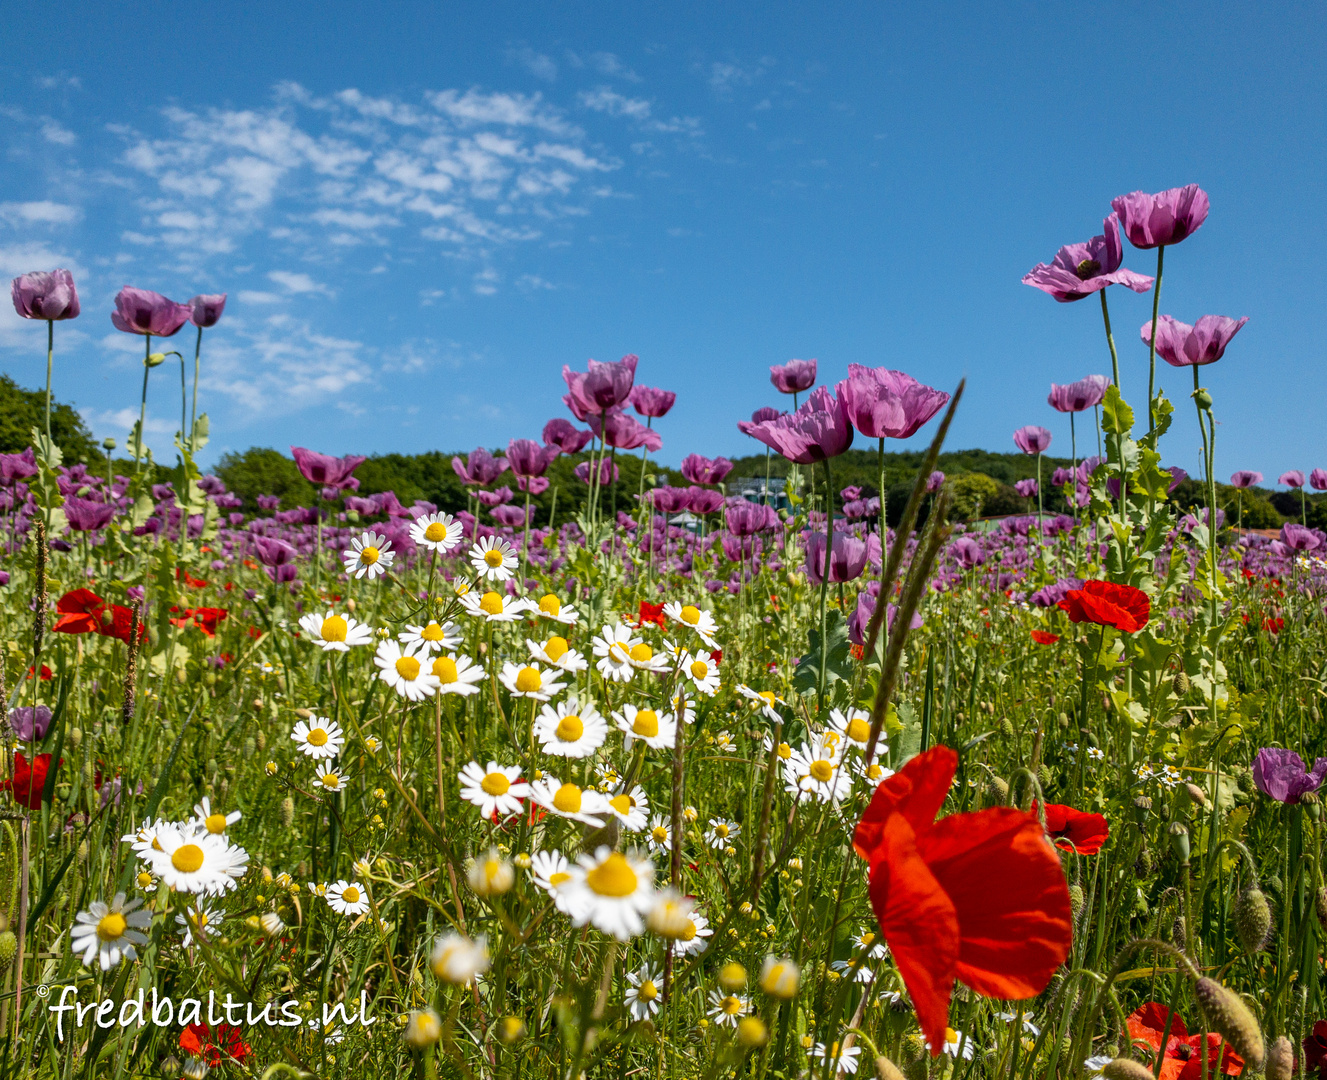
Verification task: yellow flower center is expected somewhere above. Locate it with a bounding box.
[809,760,834,783]
[539,594,561,616]
[481,772,511,796]
[555,714,584,741]
[639,979,658,1001]
[867,763,883,780]
[846,717,870,743]
[715,822,730,838]
[424,521,448,542]
[680,919,697,941]
[549,871,571,887]
[97,912,127,941]
[860,932,875,946]
[395,656,421,680]
[433,656,458,683]
[552,783,583,813]
[629,643,653,662]
[136,871,153,888]
[758,691,776,706]
[610,642,631,662]
[585,852,638,897]
[320,772,341,789]
[777,742,792,759]
[479,592,504,615]
[632,709,660,737]
[421,622,444,641]
[359,545,379,565]
[610,793,635,815]
[544,636,569,661]
[342,886,360,904]
[690,660,709,679]
[680,604,701,625]
[721,995,742,1015]
[320,615,348,642]
[205,813,228,835]
[514,667,543,693]
[172,844,205,874]
[484,547,505,567]
[307,727,329,746]
[945,1028,959,1044]
[652,825,669,842]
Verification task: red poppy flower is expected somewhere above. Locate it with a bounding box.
[176,569,209,589]
[98,604,145,645]
[710,649,722,666]
[1033,801,1110,855]
[26,665,52,681]
[1058,580,1150,634]
[1126,1002,1243,1080]
[52,588,105,634]
[1303,1020,1327,1078]
[1030,630,1060,645]
[1263,617,1283,635]
[637,601,666,628]
[2,752,58,810]
[178,1022,252,1067]
[853,746,1072,1053]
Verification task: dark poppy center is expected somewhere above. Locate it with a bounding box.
[1174,1044,1193,1060]
[1075,259,1101,281]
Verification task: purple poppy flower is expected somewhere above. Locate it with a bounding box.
[588,408,662,452]
[451,448,508,488]
[252,536,296,566]
[517,475,550,495]
[574,459,618,485]
[197,475,226,495]
[256,494,281,511]
[1280,523,1321,552]
[1252,747,1327,805]
[63,496,115,532]
[1047,375,1110,413]
[1013,426,1052,455]
[507,438,560,479]
[1022,214,1155,302]
[111,286,191,337]
[8,706,52,741]
[476,487,513,508]
[543,418,593,455]
[188,294,227,328]
[769,359,817,395]
[804,530,868,586]
[680,454,733,486]
[1167,467,1188,494]
[11,269,80,321]
[1111,185,1210,249]
[491,504,530,529]
[562,354,638,417]
[291,447,366,489]
[1312,469,1327,492]
[648,486,691,514]
[926,470,945,493]
[682,487,724,515]
[950,536,984,569]
[1014,478,1039,498]
[1051,468,1072,487]
[837,365,950,440]
[628,385,676,419]
[746,385,854,464]
[0,448,38,483]
[738,406,784,437]
[1230,471,1262,489]
[1142,314,1248,367]
[725,498,779,537]
[1280,471,1306,489]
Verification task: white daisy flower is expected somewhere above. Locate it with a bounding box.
[853,758,895,788]
[458,761,529,819]
[704,818,741,850]
[191,796,241,836]
[146,824,248,896]
[645,814,672,853]
[738,684,785,722]
[532,593,579,625]
[661,600,718,646]
[459,589,529,623]
[374,639,441,701]
[559,847,656,940]
[811,1041,861,1074]
[828,708,873,751]
[626,965,663,1020]
[850,930,889,959]
[175,904,222,948]
[681,651,721,696]
[526,635,589,673]
[469,535,519,582]
[830,957,876,984]
[928,1027,975,1060]
[669,691,696,726]
[612,704,677,751]
[706,990,750,1027]
[604,785,649,832]
[533,699,607,757]
[291,717,345,760]
[120,817,167,858]
[429,932,490,986]
[713,729,736,752]
[313,765,352,794]
[70,893,150,971]
[134,869,157,894]
[529,850,579,914]
[430,653,486,696]
[343,531,395,580]
[409,512,463,554]
[672,910,713,956]
[527,776,612,826]
[592,623,644,682]
[326,879,370,916]
[297,610,374,652]
[498,661,566,702]
[399,620,461,655]
[784,741,851,804]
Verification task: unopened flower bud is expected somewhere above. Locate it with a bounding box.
[1068,884,1085,925]
[1233,885,1272,954]
[145,352,167,368]
[403,1008,442,1049]
[984,776,1009,807]
[1316,885,1327,930]
[0,931,16,973]
[1184,783,1207,808]
[1194,977,1264,1071]
[1102,1059,1157,1080]
[1265,1036,1294,1080]
[1172,671,1191,696]
[998,717,1014,738]
[279,797,295,828]
[1171,914,1186,946]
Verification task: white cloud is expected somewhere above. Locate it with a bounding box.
[509,48,558,82]
[268,270,332,296]
[580,88,653,122]
[0,201,81,226]
[41,121,76,146]
[473,267,499,295]
[237,290,282,305]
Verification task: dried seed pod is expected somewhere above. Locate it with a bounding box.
[1194,978,1264,1071]
[1134,844,1153,878]
[1233,885,1272,954]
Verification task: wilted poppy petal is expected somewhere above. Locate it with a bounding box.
[854,745,956,860]
[921,808,1072,1000]
[867,813,960,1054]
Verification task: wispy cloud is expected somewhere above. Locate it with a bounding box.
[0,201,81,226]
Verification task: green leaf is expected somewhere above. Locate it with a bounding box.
[1102,385,1135,436]
[191,412,210,452]
[1152,392,1174,440]
[792,609,852,694]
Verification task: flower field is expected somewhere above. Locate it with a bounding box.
[1,185,1325,1080]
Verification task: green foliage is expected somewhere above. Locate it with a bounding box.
[946,473,1001,521]
[0,374,99,463]
[214,447,317,510]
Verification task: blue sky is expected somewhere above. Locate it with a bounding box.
[1,1,1323,484]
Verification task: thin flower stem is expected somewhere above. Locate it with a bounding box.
[1147,245,1165,436]
[1100,288,1121,391]
[815,457,834,713]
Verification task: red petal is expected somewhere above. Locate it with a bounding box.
[920,808,1072,1000]
[854,746,956,861]
[867,813,960,1054]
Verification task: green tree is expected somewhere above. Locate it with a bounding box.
[0,374,99,462]
[214,447,317,511]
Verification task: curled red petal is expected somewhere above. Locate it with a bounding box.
[854,745,956,861]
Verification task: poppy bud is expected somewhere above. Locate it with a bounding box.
[983,776,1009,806]
[1194,977,1264,1070]
[1184,783,1207,808]
[875,1055,906,1080]
[145,352,167,368]
[1171,914,1186,946]
[1313,706,1322,724]
[0,930,16,973]
[1058,711,1071,729]
[1265,1036,1294,1080]
[1102,1059,1156,1080]
[279,797,295,828]
[1037,763,1053,791]
[1317,885,1327,930]
[1134,844,1153,877]
[1068,884,1085,925]
[68,727,82,749]
[1234,885,1272,954]
[1172,671,1190,696]
[998,717,1014,738]
[1167,821,1189,863]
